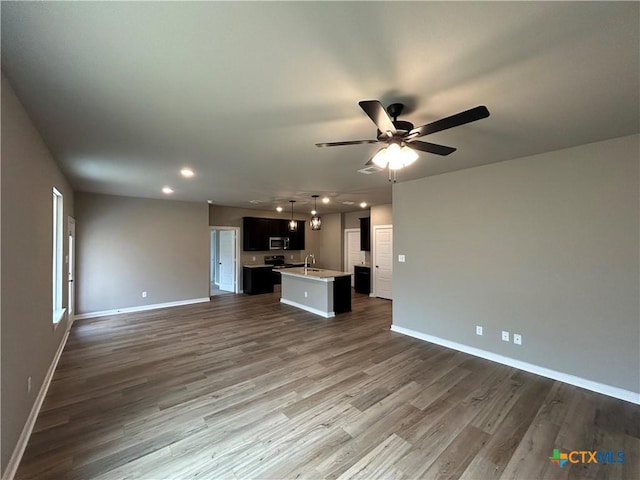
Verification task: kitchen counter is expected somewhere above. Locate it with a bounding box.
[279,267,352,282]
[280,268,352,317]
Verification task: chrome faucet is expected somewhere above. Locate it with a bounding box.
[304,254,316,272]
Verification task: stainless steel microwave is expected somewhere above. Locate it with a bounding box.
[269,237,290,250]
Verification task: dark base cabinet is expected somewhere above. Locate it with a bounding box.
[333,276,352,314]
[354,265,371,294]
[243,266,274,295]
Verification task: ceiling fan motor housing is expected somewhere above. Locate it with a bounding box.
[377,120,414,141]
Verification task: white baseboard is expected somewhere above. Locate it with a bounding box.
[390,324,640,405]
[2,319,73,480]
[74,297,210,320]
[280,298,334,318]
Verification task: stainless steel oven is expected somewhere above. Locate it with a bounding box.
[269,237,289,250]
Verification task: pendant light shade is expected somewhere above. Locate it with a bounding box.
[288,200,297,232]
[310,195,322,231]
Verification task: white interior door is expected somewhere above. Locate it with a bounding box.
[67,217,75,320]
[374,225,393,299]
[218,230,235,292]
[210,230,217,294]
[345,229,365,287]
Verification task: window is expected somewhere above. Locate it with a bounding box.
[52,188,64,323]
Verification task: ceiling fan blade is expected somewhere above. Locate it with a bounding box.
[359,100,397,137]
[315,140,378,147]
[407,106,490,139]
[407,140,456,156]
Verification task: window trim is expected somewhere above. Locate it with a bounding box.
[52,187,64,324]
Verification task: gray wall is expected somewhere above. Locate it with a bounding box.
[393,134,639,393]
[343,209,370,229]
[75,193,209,313]
[371,204,392,227]
[310,213,344,271]
[1,75,74,474]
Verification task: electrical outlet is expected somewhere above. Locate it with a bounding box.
[514,334,522,345]
[502,331,510,342]
[398,254,406,262]
[304,291,308,298]
[290,255,294,259]
[476,325,483,336]
[27,376,32,393]
[252,256,256,261]
[142,291,147,298]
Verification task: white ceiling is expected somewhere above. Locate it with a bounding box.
[2,1,638,214]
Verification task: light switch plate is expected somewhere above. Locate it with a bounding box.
[514,334,522,345]
[502,331,510,341]
[398,254,406,262]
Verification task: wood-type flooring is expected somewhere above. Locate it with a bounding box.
[15,292,639,479]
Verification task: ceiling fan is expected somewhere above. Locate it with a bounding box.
[316,100,490,181]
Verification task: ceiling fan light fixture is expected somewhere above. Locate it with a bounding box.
[372,148,388,168]
[401,145,418,166]
[386,142,407,170]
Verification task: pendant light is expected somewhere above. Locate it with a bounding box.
[288,200,297,232]
[310,195,322,231]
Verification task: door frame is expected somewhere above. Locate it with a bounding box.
[210,226,241,294]
[372,224,393,299]
[67,216,76,324]
[344,228,364,288]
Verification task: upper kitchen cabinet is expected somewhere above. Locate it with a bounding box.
[243,217,303,251]
[269,218,289,237]
[288,220,305,250]
[360,217,370,251]
[243,217,270,251]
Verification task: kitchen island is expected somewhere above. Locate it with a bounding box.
[280,267,352,318]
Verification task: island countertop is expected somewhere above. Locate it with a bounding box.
[279,267,351,282]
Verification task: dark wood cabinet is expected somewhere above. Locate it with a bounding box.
[288,220,305,250]
[360,217,371,251]
[333,276,352,314]
[243,266,274,294]
[354,265,371,294]
[243,217,270,251]
[269,218,289,237]
[243,217,305,251]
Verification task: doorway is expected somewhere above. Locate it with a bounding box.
[373,225,393,299]
[344,228,364,287]
[210,227,240,296]
[67,217,76,322]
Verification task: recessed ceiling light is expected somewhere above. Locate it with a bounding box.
[180,168,194,178]
[322,197,330,204]
[162,186,174,194]
[276,206,283,212]
[360,202,368,208]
